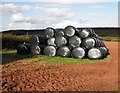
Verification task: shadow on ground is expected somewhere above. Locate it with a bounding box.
[2,53,33,64]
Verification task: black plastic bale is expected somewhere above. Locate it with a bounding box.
[29,35,47,45]
[100,46,109,57]
[31,44,41,55]
[55,36,67,47]
[17,43,31,54]
[47,37,56,46]
[78,28,98,39]
[29,35,39,45]
[88,47,109,59]
[44,27,55,38]
[43,46,56,56]
[57,46,71,57]
[64,26,79,37]
[69,35,81,48]
[38,44,48,55]
[94,33,100,39]
[55,30,64,36]
[71,47,86,59]
[82,37,105,49]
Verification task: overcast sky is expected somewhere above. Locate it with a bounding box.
[0,0,119,31]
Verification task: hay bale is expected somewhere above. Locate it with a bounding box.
[88,47,108,59]
[82,37,104,49]
[55,36,67,47]
[69,35,81,48]
[43,46,56,56]
[57,46,71,57]
[64,26,78,37]
[17,43,30,54]
[31,45,41,55]
[72,47,86,59]
[44,27,55,38]
[47,37,56,46]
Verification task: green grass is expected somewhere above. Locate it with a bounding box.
[2,52,32,60]
[1,33,29,49]
[1,49,109,65]
[2,49,33,64]
[46,56,109,64]
[100,36,120,42]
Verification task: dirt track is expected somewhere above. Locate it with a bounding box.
[2,42,119,91]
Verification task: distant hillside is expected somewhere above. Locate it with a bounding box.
[92,28,119,37]
[1,27,119,37]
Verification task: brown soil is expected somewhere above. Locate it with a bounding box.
[2,42,119,91]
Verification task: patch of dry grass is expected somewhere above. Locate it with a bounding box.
[100,36,120,42]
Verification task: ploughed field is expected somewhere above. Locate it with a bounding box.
[2,42,119,91]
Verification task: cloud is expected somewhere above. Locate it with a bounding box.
[33,0,119,6]
[21,5,31,11]
[8,22,37,30]
[36,0,93,5]
[8,13,74,29]
[53,20,91,28]
[88,13,103,17]
[10,13,29,22]
[91,5,109,8]
[34,7,75,18]
[0,3,20,14]
[1,3,77,30]
[29,16,64,26]
[8,13,36,29]
[8,12,89,30]
[0,2,117,31]
[1,3,75,18]
[79,19,88,24]
[0,3,31,15]
[2,0,119,3]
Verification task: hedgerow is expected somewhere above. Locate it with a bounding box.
[1,34,29,49]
